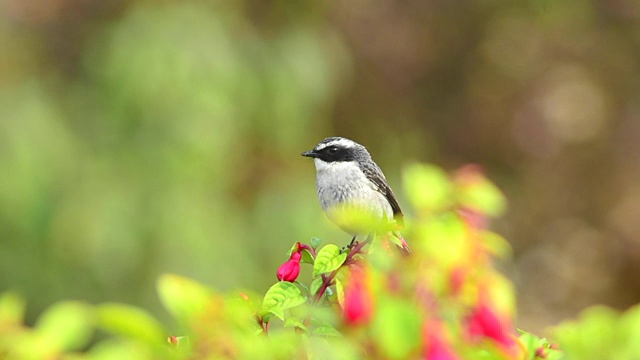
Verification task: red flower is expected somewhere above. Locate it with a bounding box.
[277,251,301,282]
[423,321,460,360]
[342,266,374,326]
[466,303,514,350]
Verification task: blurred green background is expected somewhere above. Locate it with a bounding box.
[1,0,639,335]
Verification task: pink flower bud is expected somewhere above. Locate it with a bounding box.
[290,251,302,262]
[277,251,302,282]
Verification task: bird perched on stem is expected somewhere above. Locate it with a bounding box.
[301,137,411,255]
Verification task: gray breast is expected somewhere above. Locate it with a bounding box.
[314,160,393,234]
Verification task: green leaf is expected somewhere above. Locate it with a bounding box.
[260,282,306,321]
[487,272,516,315]
[313,244,347,277]
[402,163,454,212]
[414,213,468,267]
[372,298,421,359]
[517,331,540,359]
[97,303,166,345]
[261,312,274,324]
[621,305,640,357]
[482,231,512,259]
[306,336,359,360]
[86,338,156,359]
[312,324,342,337]
[310,237,322,249]
[539,337,551,348]
[546,350,564,360]
[35,301,95,351]
[553,306,619,360]
[456,175,506,217]
[267,308,285,321]
[284,318,308,332]
[335,277,345,307]
[0,292,25,327]
[157,273,213,323]
[296,281,311,296]
[225,290,264,335]
[301,248,315,264]
[310,277,323,296]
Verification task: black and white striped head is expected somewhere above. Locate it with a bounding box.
[301,137,372,163]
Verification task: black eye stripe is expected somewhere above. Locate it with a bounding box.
[315,146,341,162]
[317,145,340,153]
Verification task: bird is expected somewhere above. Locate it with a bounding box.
[301,137,411,255]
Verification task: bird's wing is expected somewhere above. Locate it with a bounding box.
[360,162,404,225]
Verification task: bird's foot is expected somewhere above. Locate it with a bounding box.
[342,237,358,253]
[348,236,356,248]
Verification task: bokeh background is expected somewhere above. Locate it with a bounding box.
[2,0,639,335]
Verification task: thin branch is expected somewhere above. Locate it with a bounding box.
[313,237,372,303]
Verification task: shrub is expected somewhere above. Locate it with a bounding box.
[1,163,637,359]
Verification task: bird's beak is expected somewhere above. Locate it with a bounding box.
[301,150,318,158]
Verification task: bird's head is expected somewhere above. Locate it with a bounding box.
[301,137,371,164]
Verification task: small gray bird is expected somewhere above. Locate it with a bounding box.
[301,137,411,255]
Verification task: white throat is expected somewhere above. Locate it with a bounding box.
[313,158,359,176]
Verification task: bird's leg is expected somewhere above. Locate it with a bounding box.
[349,235,357,248]
[342,236,357,253]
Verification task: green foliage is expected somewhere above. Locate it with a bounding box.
[34,302,95,352]
[260,282,307,321]
[403,163,454,212]
[371,298,422,359]
[312,244,347,277]
[157,274,214,325]
[97,304,166,345]
[0,299,93,359]
[517,331,562,360]
[0,293,24,328]
[455,170,507,217]
[553,305,640,360]
[0,163,638,359]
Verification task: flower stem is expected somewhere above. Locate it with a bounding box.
[313,237,371,303]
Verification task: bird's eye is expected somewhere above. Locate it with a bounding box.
[328,146,339,154]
